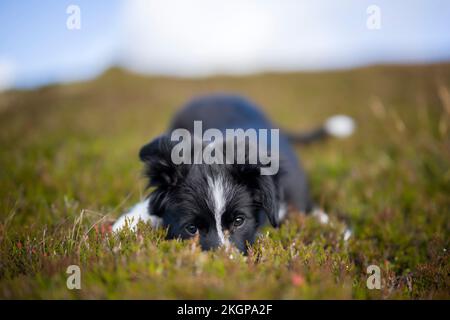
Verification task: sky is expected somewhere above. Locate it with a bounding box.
[0,0,449,90]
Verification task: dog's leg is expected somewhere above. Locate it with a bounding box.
[311,207,352,241]
[112,198,162,232]
[277,201,288,222]
[311,207,330,224]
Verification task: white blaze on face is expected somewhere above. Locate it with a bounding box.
[207,175,229,246]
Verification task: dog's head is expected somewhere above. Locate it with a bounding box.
[139,135,281,253]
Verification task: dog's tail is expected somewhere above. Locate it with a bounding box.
[285,115,355,145]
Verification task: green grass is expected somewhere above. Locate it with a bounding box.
[0,64,449,299]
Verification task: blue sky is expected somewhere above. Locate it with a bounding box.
[0,0,449,90]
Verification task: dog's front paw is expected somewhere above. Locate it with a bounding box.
[112,199,161,232]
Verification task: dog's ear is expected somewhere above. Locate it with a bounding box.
[139,135,188,188]
[257,174,280,228]
[233,164,280,228]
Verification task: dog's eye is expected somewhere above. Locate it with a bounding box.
[185,224,198,235]
[233,216,245,227]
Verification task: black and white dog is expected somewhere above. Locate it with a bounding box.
[113,94,354,253]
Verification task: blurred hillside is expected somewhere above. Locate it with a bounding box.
[0,64,449,299]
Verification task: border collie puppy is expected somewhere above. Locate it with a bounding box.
[113,94,354,253]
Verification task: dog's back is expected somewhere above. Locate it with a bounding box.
[170,94,273,132]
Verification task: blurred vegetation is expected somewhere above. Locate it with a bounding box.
[0,64,449,299]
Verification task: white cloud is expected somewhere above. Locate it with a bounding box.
[0,58,15,91]
[119,0,450,76]
[119,0,351,76]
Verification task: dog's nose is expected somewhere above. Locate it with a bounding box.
[199,231,222,251]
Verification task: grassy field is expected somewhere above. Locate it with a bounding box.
[0,64,449,299]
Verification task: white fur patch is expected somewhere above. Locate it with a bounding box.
[112,198,162,232]
[311,208,352,242]
[312,208,330,224]
[324,115,355,138]
[207,175,229,246]
[278,201,288,221]
[343,228,352,242]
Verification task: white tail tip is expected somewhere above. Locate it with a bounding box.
[324,115,355,138]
